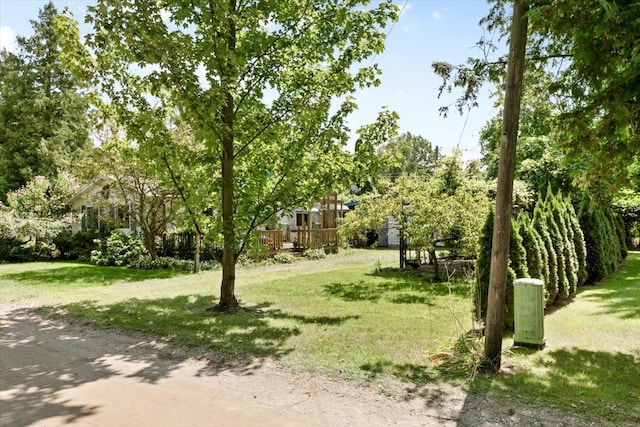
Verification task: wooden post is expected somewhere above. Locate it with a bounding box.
[484,0,529,372]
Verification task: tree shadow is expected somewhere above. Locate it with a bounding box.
[1,299,357,426]
[323,269,469,305]
[463,348,640,425]
[3,265,188,287]
[579,253,640,319]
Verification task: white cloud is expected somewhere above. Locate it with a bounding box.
[0,26,16,52]
[432,11,443,20]
[402,24,410,33]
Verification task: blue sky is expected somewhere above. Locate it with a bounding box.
[0,0,503,160]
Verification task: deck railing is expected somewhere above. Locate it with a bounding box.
[256,229,283,251]
[295,228,339,249]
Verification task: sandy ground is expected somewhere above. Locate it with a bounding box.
[1,302,598,427]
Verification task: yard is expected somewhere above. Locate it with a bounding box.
[1,249,639,425]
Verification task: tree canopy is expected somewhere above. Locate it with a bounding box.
[0,2,90,201]
[433,0,640,192]
[61,0,399,308]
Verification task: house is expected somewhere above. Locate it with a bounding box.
[67,176,137,235]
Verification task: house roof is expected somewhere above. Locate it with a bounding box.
[67,175,115,206]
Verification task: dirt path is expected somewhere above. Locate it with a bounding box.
[0,303,596,427]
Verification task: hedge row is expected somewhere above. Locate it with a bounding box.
[475,189,627,330]
[578,194,627,283]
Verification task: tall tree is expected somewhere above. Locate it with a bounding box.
[67,0,398,310]
[0,2,89,201]
[377,132,442,180]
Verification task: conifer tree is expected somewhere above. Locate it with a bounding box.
[565,197,587,286]
[552,193,577,296]
[517,212,543,280]
[0,2,89,200]
[533,202,558,303]
[544,194,569,299]
[579,195,607,283]
[475,208,494,323]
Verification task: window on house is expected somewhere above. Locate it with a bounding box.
[83,206,99,231]
[115,204,130,228]
[296,213,309,227]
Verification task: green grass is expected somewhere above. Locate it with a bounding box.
[2,250,639,424]
[473,251,640,425]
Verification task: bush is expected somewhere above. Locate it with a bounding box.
[0,238,32,262]
[303,248,327,260]
[91,231,149,267]
[53,230,102,260]
[127,256,219,271]
[273,253,296,264]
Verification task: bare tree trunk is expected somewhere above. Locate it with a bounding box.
[484,0,529,372]
[218,0,239,310]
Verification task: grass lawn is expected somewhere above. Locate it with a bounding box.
[1,249,638,424]
[475,251,640,424]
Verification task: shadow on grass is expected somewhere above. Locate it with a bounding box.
[475,348,640,425]
[580,252,640,319]
[323,269,470,305]
[3,265,188,287]
[58,295,358,360]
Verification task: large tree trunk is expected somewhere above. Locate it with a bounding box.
[218,1,239,310]
[484,0,529,372]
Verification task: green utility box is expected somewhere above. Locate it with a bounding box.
[513,278,545,349]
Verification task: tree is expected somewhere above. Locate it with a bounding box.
[436,0,640,192]
[0,2,89,201]
[377,132,442,180]
[92,133,177,260]
[529,1,640,189]
[67,0,398,309]
[341,152,490,272]
[0,174,79,242]
[532,200,558,304]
